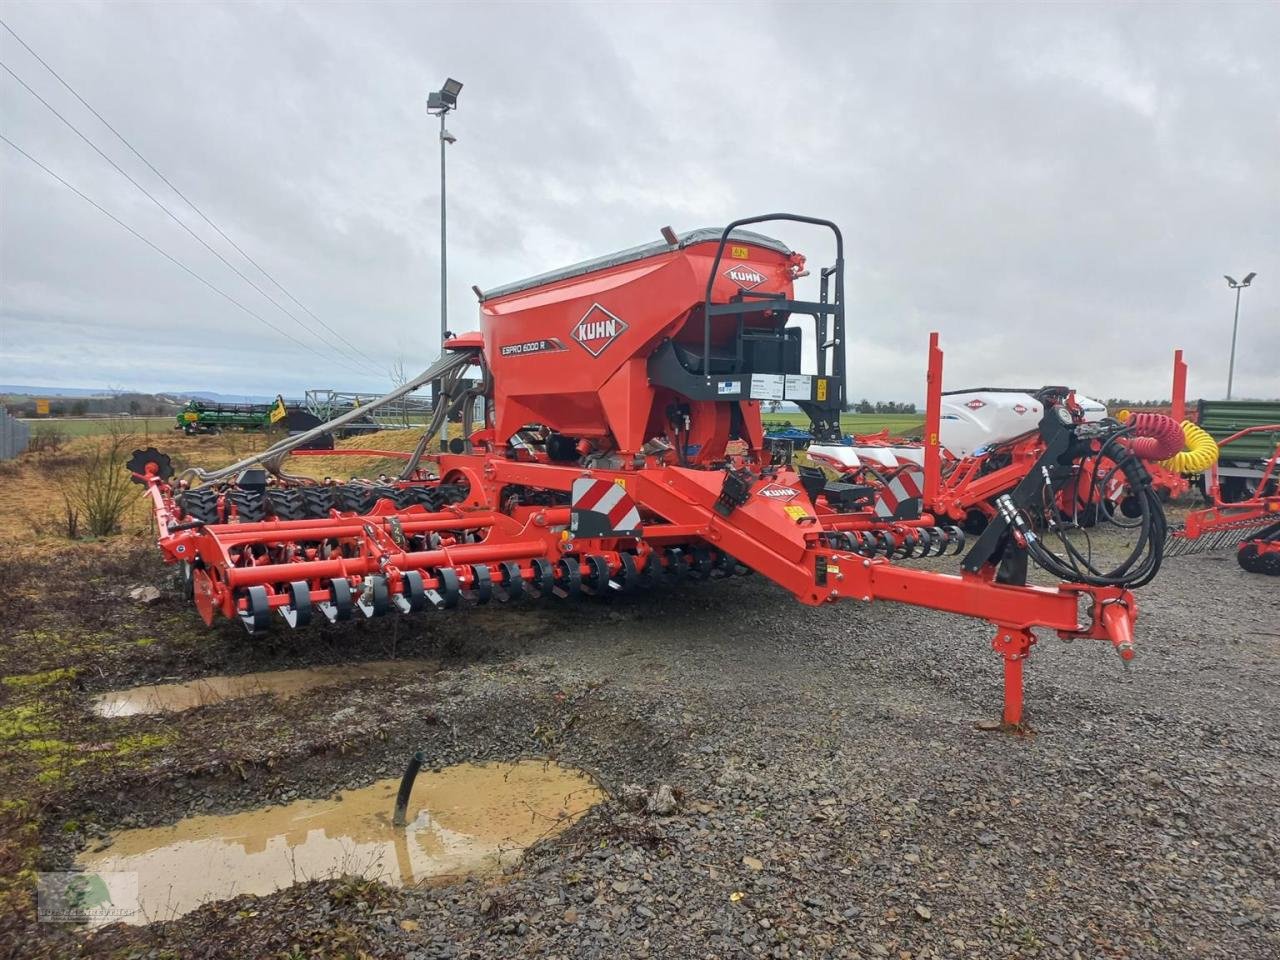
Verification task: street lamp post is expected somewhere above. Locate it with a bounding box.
[427,78,463,350]
[1223,272,1256,400]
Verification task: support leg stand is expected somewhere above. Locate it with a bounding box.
[991,627,1034,729]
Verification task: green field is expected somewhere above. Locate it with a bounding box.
[762,412,923,437]
[25,417,175,438]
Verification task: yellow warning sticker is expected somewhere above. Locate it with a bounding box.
[784,505,809,521]
[614,478,627,490]
[731,245,750,259]
[816,379,828,402]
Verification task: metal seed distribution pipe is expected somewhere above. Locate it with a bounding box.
[207,508,572,546]
[181,348,477,485]
[211,512,504,544]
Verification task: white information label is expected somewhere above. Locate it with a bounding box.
[784,375,812,401]
[749,374,785,401]
[717,380,742,395]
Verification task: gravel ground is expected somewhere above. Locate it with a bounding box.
[10,532,1279,960]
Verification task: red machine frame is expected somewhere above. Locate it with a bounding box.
[132,217,1169,727]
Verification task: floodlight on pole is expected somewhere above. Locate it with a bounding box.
[1223,271,1255,400]
[427,78,462,350]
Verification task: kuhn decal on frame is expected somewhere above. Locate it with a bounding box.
[757,482,798,502]
[572,304,629,357]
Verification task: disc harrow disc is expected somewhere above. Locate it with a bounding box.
[238,585,270,634]
[126,447,173,484]
[528,558,555,599]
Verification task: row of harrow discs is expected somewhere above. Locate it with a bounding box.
[230,541,758,633]
[822,526,968,559]
[174,474,469,525]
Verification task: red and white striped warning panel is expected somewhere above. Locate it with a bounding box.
[570,478,643,537]
[874,469,924,520]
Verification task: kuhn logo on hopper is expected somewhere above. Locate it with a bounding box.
[965,398,986,411]
[724,265,768,289]
[571,304,629,357]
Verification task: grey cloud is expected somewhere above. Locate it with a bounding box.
[1,1,1276,401]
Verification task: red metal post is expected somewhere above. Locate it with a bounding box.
[923,332,943,504]
[1003,657,1024,727]
[1171,349,1187,423]
[289,449,414,460]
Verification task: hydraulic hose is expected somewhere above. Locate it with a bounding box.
[1160,420,1219,474]
[1025,425,1167,589]
[1122,412,1185,461]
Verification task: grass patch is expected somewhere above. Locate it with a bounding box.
[0,705,53,739]
[28,418,174,438]
[761,412,924,437]
[2,667,78,690]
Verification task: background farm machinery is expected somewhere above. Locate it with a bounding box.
[176,394,331,446]
[803,347,1278,575]
[1165,423,1280,574]
[800,338,1195,533]
[129,214,1182,726]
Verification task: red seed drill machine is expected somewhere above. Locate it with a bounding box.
[130,215,1180,726]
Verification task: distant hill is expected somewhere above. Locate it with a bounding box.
[2,390,179,418]
[0,384,125,398]
[2,385,292,405]
[181,391,286,404]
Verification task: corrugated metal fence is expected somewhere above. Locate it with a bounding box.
[1,410,31,460]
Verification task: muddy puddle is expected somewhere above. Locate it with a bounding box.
[76,760,603,926]
[91,661,435,717]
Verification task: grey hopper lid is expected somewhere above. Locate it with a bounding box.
[480,227,791,302]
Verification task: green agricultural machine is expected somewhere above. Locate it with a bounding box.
[1197,399,1280,501]
[176,395,331,447]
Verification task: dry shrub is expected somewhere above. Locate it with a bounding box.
[27,426,68,453]
[57,427,138,538]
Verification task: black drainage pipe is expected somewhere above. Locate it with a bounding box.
[392,750,426,827]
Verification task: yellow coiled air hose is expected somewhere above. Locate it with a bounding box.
[1160,420,1219,474]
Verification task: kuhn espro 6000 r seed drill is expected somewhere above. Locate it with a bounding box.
[131,215,1175,725]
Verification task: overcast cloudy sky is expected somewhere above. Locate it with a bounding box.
[1,1,1276,402]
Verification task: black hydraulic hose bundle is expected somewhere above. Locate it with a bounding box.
[1027,424,1167,589]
